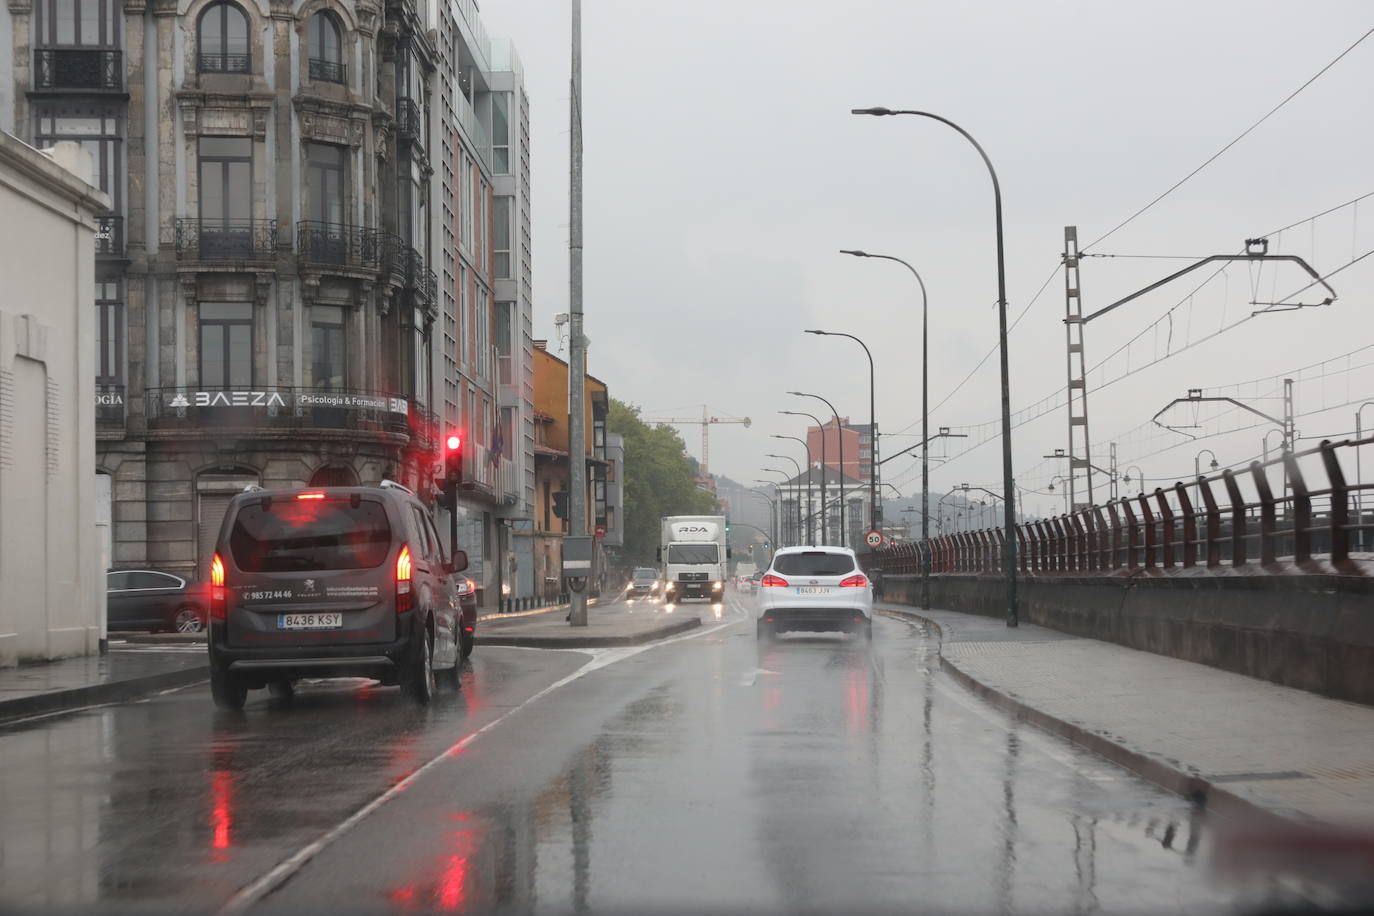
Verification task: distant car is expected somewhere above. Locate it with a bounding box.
[106,569,209,633]
[755,546,872,641]
[627,567,660,598]
[455,577,478,658]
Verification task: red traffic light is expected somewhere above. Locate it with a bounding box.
[446,434,462,451]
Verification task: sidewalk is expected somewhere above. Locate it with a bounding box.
[477,597,700,648]
[0,646,209,724]
[880,602,1374,829]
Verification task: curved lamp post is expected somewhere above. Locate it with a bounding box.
[781,410,828,544]
[790,391,847,546]
[771,434,814,545]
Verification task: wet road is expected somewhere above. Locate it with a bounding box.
[0,593,1247,914]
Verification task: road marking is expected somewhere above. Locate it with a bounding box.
[214,595,749,915]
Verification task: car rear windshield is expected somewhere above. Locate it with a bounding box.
[773,551,856,576]
[668,544,718,564]
[633,569,657,579]
[228,497,392,572]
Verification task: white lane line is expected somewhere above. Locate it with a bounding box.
[214,595,749,915]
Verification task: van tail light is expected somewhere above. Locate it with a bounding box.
[296,492,327,500]
[395,545,413,614]
[839,574,869,588]
[760,574,788,587]
[209,553,227,620]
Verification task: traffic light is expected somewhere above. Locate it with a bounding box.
[438,431,464,510]
[552,489,569,520]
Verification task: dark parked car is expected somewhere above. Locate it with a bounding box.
[455,576,478,658]
[207,480,467,709]
[106,570,209,633]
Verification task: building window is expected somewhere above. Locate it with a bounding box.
[493,196,511,279]
[307,11,345,83]
[475,287,489,381]
[311,305,346,389]
[199,302,254,387]
[33,104,121,213]
[495,300,513,385]
[96,280,122,383]
[306,142,345,225]
[197,136,253,256]
[491,92,510,173]
[198,1,250,73]
[35,0,120,46]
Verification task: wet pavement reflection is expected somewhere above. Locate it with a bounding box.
[0,597,1293,914]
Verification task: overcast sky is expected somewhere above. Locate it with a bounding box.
[479,0,1374,517]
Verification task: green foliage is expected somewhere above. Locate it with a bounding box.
[608,399,721,565]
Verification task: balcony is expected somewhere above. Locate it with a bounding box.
[378,232,435,310]
[297,221,379,270]
[144,386,415,436]
[96,382,125,431]
[95,212,123,258]
[175,218,277,261]
[395,97,423,146]
[198,52,251,74]
[308,57,346,84]
[33,48,122,91]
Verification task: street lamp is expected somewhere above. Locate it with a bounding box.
[766,453,803,545]
[781,408,831,545]
[1194,449,1219,505]
[1047,476,1071,515]
[789,391,848,547]
[852,106,1017,626]
[806,327,882,533]
[1122,466,1146,495]
[771,434,815,545]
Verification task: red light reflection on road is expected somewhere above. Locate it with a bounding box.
[210,770,234,859]
[388,819,480,911]
[846,669,870,735]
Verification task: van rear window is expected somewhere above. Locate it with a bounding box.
[774,552,855,576]
[228,498,392,572]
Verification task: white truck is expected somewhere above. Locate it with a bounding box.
[659,515,729,603]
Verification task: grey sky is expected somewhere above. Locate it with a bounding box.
[480,0,1374,517]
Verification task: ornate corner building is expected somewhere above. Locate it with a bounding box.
[1,0,533,594]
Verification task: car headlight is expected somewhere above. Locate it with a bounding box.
[712,581,722,591]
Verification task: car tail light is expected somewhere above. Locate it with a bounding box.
[296,491,327,500]
[760,574,788,587]
[396,545,413,613]
[209,552,226,620]
[839,574,869,588]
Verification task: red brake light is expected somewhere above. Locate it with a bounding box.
[296,492,326,500]
[839,574,869,588]
[395,545,413,613]
[760,574,788,587]
[209,553,226,620]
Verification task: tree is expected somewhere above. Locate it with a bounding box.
[608,399,720,566]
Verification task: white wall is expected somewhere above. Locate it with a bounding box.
[0,134,109,665]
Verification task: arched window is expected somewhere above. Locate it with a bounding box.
[198,1,249,74]
[308,12,345,83]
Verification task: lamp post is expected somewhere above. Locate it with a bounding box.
[771,434,814,545]
[1047,476,1071,515]
[790,391,847,546]
[766,453,803,545]
[852,105,1017,626]
[781,409,829,544]
[748,486,779,548]
[1123,466,1146,496]
[805,327,882,533]
[1194,449,1219,505]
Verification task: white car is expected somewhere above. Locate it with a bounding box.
[755,546,872,640]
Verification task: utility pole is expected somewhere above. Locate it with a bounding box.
[1063,226,1094,509]
[566,0,588,627]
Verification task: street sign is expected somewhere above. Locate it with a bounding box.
[561,536,593,578]
[864,529,885,548]
[594,524,606,538]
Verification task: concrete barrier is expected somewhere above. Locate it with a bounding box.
[882,571,1374,705]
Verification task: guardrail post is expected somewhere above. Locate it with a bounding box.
[1015,526,1028,574]
[1121,498,1139,570]
[1155,489,1175,569]
[1091,506,1110,570]
[1176,483,1197,568]
[1048,517,1064,572]
[1320,440,1350,563]
[1071,513,1088,572]
[1222,469,1247,566]
[1105,502,1122,569]
[1138,494,1156,569]
[1285,450,1312,563]
[1198,476,1222,568]
[1250,462,1277,566]
[1082,509,1097,571]
[1035,520,1050,574]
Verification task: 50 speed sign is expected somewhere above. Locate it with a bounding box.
[864,529,884,548]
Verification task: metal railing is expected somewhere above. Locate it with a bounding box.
[145,386,414,436]
[296,221,379,269]
[869,438,1374,577]
[376,232,434,307]
[308,57,346,84]
[175,218,277,260]
[33,48,122,90]
[395,97,423,146]
[198,52,250,74]
[96,382,125,430]
[95,212,123,257]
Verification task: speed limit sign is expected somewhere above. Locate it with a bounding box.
[864,529,884,548]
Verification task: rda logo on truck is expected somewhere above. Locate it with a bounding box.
[676,526,709,533]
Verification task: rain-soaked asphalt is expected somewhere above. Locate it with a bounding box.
[0,592,1259,915]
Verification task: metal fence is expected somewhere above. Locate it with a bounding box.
[33,48,122,90]
[175,218,278,260]
[869,437,1374,576]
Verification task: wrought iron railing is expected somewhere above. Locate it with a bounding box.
[95,212,123,257]
[198,52,251,74]
[96,382,125,430]
[395,97,423,145]
[308,57,346,84]
[296,221,380,269]
[175,218,277,260]
[33,48,122,90]
[145,386,414,436]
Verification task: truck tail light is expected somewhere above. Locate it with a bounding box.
[396,545,413,613]
[760,574,788,587]
[839,574,869,588]
[209,552,226,620]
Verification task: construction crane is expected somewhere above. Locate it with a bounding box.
[643,406,751,478]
